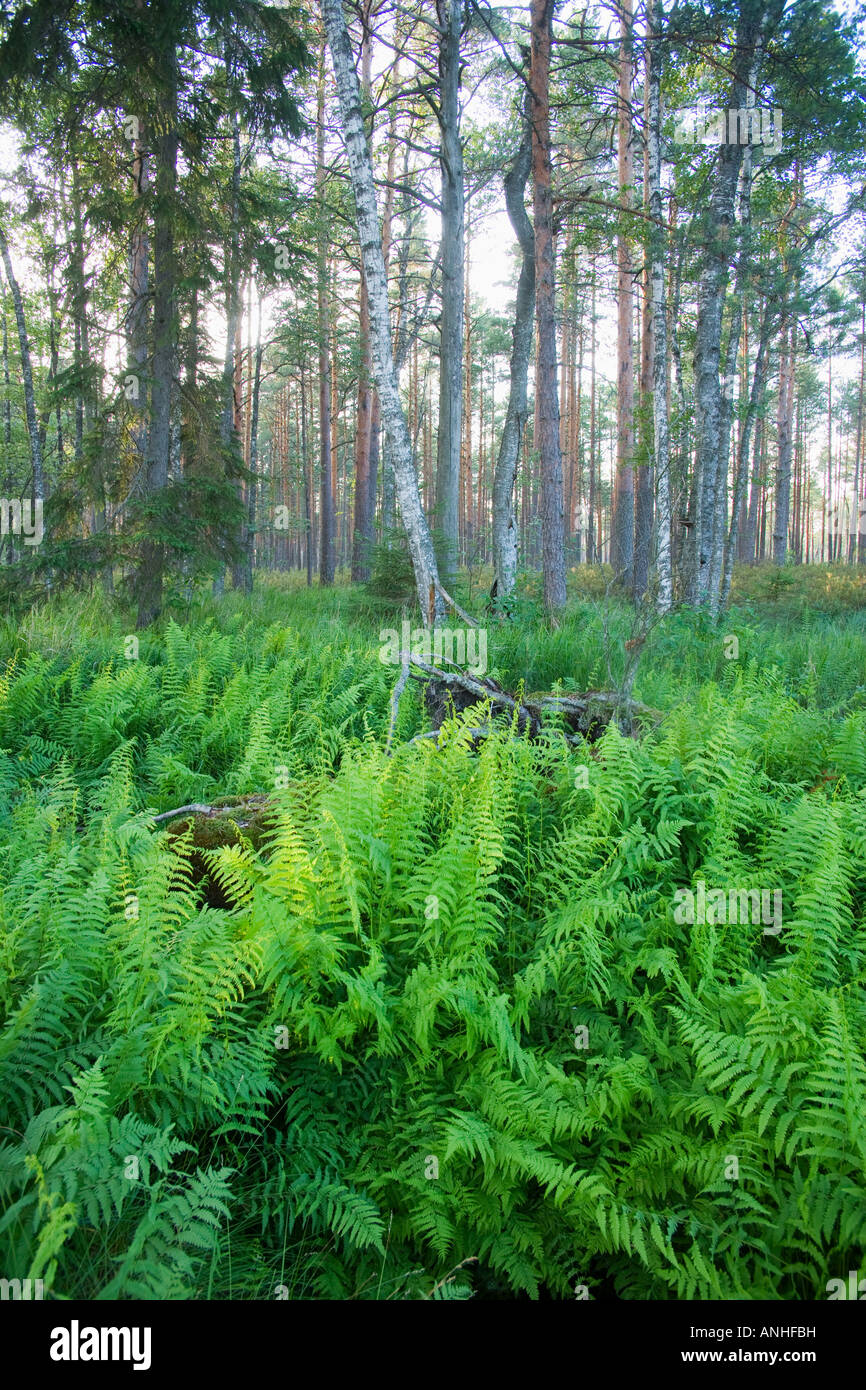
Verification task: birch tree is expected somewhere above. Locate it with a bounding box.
[316,39,335,587]
[646,0,672,612]
[322,0,443,623]
[491,79,535,605]
[434,0,464,584]
[612,0,635,589]
[530,0,566,612]
[350,4,374,582]
[686,0,782,606]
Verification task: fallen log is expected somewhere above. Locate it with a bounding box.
[151,794,272,829]
[150,665,658,843]
[399,654,659,743]
[150,794,277,910]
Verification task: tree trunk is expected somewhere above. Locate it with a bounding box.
[633,38,653,602]
[772,318,795,565]
[220,107,242,450]
[710,115,760,612]
[0,219,44,500]
[42,247,63,476]
[588,258,597,562]
[723,313,769,605]
[491,79,534,604]
[246,323,263,587]
[367,85,400,554]
[352,265,373,580]
[646,0,672,612]
[135,46,178,628]
[316,44,335,587]
[688,0,778,603]
[218,52,246,595]
[129,129,150,466]
[301,366,313,586]
[2,298,10,451]
[530,0,567,611]
[323,0,442,622]
[743,400,764,564]
[350,5,376,582]
[857,299,865,563]
[434,0,464,584]
[612,0,635,589]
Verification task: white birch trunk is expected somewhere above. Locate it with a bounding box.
[647,0,672,612]
[492,84,534,604]
[323,0,443,623]
[434,0,464,583]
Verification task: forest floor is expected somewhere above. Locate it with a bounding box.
[1,564,865,1299]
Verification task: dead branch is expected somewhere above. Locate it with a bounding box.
[386,648,411,755]
[151,803,216,823]
[433,579,480,628]
[150,794,272,825]
[400,653,659,742]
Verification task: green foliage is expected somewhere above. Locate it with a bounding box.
[1,578,865,1299]
[365,528,418,607]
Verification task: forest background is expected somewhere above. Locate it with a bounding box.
[1,0,866,1304]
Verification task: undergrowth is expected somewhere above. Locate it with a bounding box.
[0,569,864,1299]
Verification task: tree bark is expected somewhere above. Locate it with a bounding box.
[530,0,567,612]
[588,257,597,561]
[367,73,400,549]
[491,79,534,604]
[135,44,178,627]
[323,0,443,622]
[646,0,672,612]
[0,218,44,499]
[722,310,769,605]
[246,308,263,587]
[434,0,464,584]
[633,35,653,601]
[772,318,795,565]
[220,112,242,451]
[856,298,865,563]
[301,365,313,586]
[612,0,635,589]
[351,4,375,582]
[709,140,756,613]
[352,266,373,580]
[219,49,248,594]
[129,128,150,466]
[2,299,10,451]
[316,43,336,587]
[688,0,779,604]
